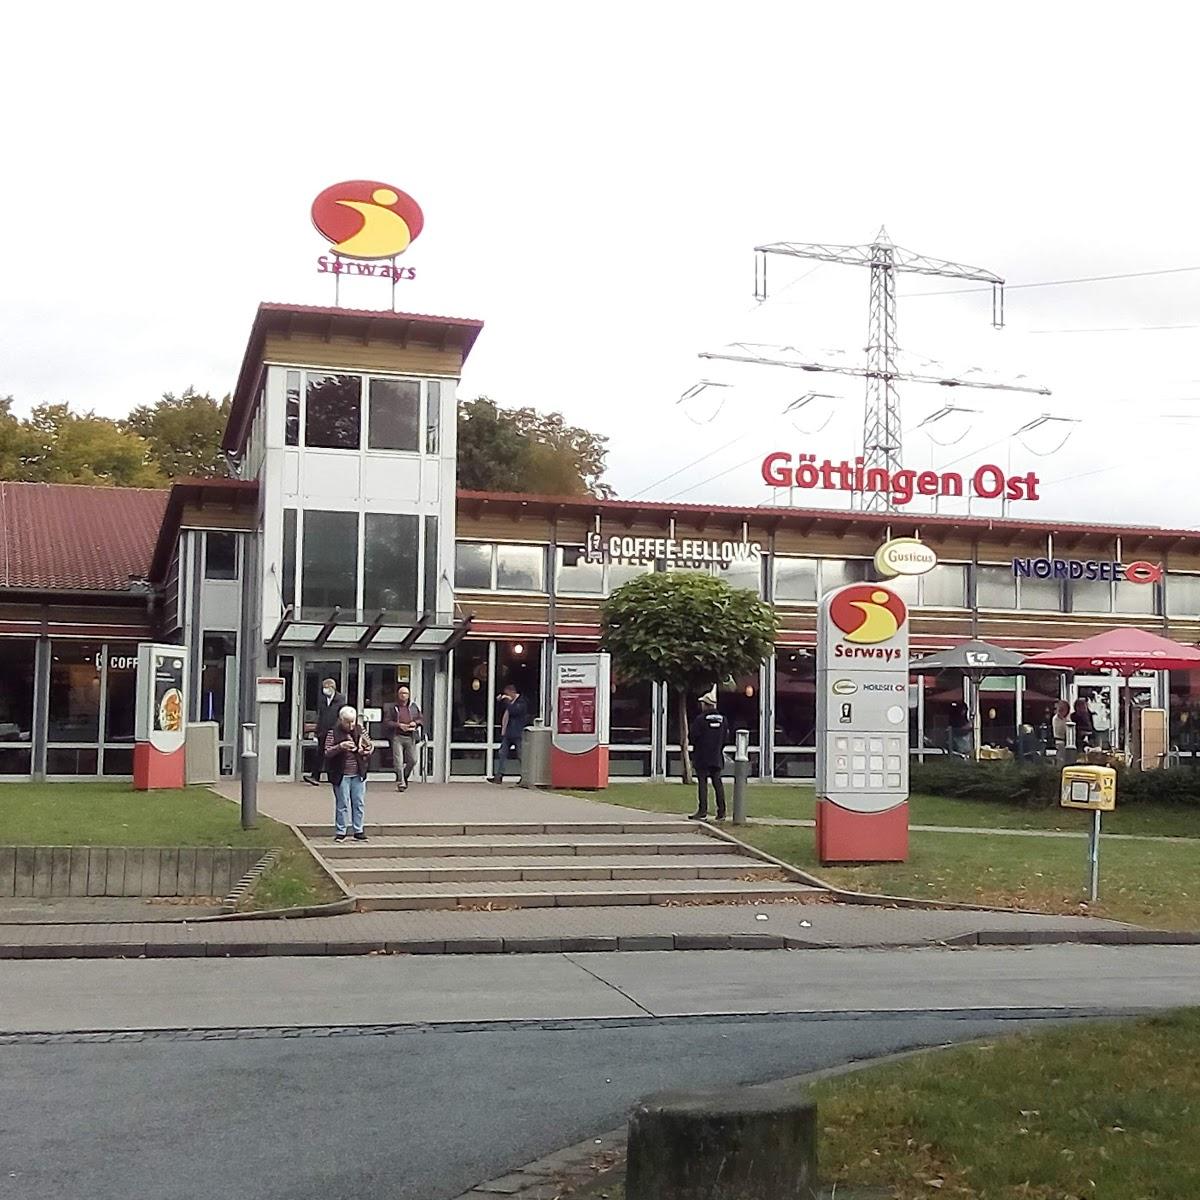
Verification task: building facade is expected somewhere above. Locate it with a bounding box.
[4,300,1200,782]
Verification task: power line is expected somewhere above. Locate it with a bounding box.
[907,263,1200,298]
[630,433,750,499]
[665,451,765,501]
[1030,322,1200,335]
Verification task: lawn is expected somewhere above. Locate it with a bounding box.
[0,783,341,911]
[582,782,1200,838]
[737,822,1200,928]
[573,1010,1200,1200]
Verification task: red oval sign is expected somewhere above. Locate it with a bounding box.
[1125,561,1163,585]
[311,181,424,260]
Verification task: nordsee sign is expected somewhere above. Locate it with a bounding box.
[1011,558,1162,585]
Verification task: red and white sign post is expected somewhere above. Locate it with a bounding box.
[133,643,188,790]
[550,653,611,789]
[814,585,910,863]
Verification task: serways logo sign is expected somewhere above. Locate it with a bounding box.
[829,585,907,645]
[312,180,424,281]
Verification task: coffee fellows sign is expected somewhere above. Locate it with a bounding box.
[585,532,763,569]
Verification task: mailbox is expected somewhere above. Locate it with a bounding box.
[1060,765,1116,812]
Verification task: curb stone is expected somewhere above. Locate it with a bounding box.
[3,926,1200,959]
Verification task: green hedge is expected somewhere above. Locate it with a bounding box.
[909,759,1200,808]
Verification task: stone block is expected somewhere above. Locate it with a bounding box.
[618,935,675,951]
[193,848,214,897]
[674,935,731,950]
[32,847,54,898]
[68,847,90,896]
[443,938,504,954]
[13,847,35,897]
[139,849,161,897]
[123,848,144,897]
[560,936,619,953]
[176,848,197,896]
[0,847,14,896]
[503,938,563,953]
[104,848,127,897]
[50,847,72,895]
[209,849,232,898]
[159,848,179,896]
[86,849,108,897]
[626,1080,818,1200]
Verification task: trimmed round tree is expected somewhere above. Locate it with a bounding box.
[600,572,778,782]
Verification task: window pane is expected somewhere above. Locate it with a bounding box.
[368,378,420,451]
[496,641,541,718]
[1072,578,1112,613]
[205,531,238,580]
[425,381,441,455]
[455,542,493,589]
[423,515,439,616]
[200,633,237,736]
[718,557,762,595]
[774,558,817,603]
[103,644,138,743]
[282,509,297,608]
[48,642,101,742]
[977,565,1017,609]
[47,747,98,775]
[1115,579,1157,615]
[607,561,652,592]
[774,650,816,748]
[885,574,919,607]
[301,510,359,612]
[102,747,133,776]
[285,369,300,446]
[496,545,545,591]
[610,677,652,745]
[305,373,361,450]
[922,564,966,608]
[557,546,604,594]
[363,512,419,614]
[1020,577,1062,611]
[1168,574,1200,618]
[452,641,489,742]
[277,656,294,740]
[820,559,870,593]
[0,639,36,754]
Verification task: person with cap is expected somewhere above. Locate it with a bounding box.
[687,690,729,822]
[305,677,346,786]
[324,704,373,842]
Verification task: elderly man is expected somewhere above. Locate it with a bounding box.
[305,677,345,787]
[383,683,423,792]
[324,705,373,842]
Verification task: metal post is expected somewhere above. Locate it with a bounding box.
[732,729,751,826]
[1088,808,1101,902]
[241,722,258,830]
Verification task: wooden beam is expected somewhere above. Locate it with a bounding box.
[442,614,474,652]
[314,606,342,648]
[357,608,388,649]
[400,614,433,650]
[265,605,295,656]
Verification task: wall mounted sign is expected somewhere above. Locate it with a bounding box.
[585,531,763,570]
[312,179,424,282]
[761,452,1041,506]
[874,537,938,578]
[1011,558,1162,585]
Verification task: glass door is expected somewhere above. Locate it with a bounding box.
[361,660,420,780]
[301,658,351,779]
[1072,672,1158,753]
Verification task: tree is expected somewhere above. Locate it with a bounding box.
[0,397,31,480]
[457,397,614,497]
[123,388,230,479]
[18,403,163,487]
[600,572,778,782]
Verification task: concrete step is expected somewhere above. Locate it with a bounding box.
[296,820,691,838]
[335,853,779,884]
[314,834,739,859]
[351,877,822,911]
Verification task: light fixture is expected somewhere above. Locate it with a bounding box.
[471,679,481,692]
[513,643,524,655]
[744,685,755,698]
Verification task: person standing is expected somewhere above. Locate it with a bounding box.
[383,683,423,792]
[324,705,373,842]
[489,682,529,784]
[1073,697,1095,750]
[687,694,729,822]
[1052,699,1074,765]
[305,677,345,786]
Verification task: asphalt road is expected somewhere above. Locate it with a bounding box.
[3,945,1197,1200]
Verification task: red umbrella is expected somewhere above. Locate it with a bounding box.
[1024,628,1200,756]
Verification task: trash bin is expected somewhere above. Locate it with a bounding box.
[521,721,552,788]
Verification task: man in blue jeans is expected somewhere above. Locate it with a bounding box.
[489,683,529,784]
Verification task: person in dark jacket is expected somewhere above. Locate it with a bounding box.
[687,694,729,822]
[324,705,373,842]
[305,677,346,786]
[489,683,529,784]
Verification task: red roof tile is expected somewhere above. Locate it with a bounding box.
[0,482,168,592]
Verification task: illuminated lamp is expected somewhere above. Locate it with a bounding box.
[513,643,524,655]
[744,685,755,698]
[471,679,481,691]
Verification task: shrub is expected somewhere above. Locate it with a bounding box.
[909,759,1200,808]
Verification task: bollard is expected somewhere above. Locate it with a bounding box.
[732,728,750,825]
[240,722,258,830]
[627,1081,818,1200]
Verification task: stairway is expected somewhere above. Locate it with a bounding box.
[296,820,824,912]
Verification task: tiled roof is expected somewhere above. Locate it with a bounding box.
[0,482,168,592]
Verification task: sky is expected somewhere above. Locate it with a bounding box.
[3,1,1200,527]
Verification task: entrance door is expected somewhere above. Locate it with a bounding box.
[1071,673,1158,752]
[301,659,356,779]
[361,661,420,781]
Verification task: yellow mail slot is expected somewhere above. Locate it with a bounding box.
[1060,765,1116,812]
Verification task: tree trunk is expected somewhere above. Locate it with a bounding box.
[678,690,693,784]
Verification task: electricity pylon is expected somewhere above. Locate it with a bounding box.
[701,227,1049,512]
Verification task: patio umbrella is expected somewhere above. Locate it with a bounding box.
[910,640,1028,758]
[1024,628,1200,761]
